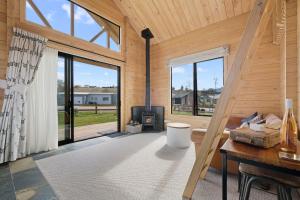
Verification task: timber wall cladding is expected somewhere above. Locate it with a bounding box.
[123,20,146,125]
[151,12,281,129]
[286,0,297,117]
[0,0,7,106]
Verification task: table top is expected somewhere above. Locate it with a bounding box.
[167,122,191,128]
[220,139,300,172]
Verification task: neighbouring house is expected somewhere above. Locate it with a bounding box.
[172,88,222,112]
[58,92,117,106]
[172,90,193,106]
[172,90,193,112]
[58,86,118,106]
[74,92,117,105]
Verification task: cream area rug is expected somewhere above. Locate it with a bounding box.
[36,133,277,200]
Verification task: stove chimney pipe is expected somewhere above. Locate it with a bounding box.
[141,28,154,112]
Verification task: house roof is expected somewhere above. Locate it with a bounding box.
[172,91,192,98]
[58,87,117,96]
[172,88,223,99]
[74,87,117,93]
[58,92,115,95]
[74,92,115,95]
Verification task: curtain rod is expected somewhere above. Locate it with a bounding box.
[48,39,125,63]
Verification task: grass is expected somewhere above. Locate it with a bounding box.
[172,111,193,116]
[172,111,213,117]
[58,111,117,128]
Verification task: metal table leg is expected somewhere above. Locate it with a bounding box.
[238,161,241,192]
[222,152,227,200]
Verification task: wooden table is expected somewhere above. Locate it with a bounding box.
[220,139,300,200]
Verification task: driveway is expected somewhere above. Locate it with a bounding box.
[58,122,118,141]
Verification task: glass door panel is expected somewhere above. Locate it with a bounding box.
[57,55,72,144]
[73,58,119,141]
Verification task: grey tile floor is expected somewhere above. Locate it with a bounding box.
[0,135,118,200]
[0,156,57,200]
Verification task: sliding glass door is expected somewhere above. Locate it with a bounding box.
[57,55,73,144]
[57,53,120,145]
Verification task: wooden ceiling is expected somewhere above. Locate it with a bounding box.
[113,0,257,44]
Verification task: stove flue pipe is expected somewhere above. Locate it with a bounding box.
[141,28,154,112]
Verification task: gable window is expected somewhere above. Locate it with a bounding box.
[25,0,121,52]
[171,56,225,117]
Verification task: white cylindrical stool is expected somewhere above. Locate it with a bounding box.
[167,123,191,148]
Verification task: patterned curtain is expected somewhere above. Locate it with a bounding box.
[0,27,47,163]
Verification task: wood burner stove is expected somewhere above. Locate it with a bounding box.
[131,28,164,132]
[142,112,156,129]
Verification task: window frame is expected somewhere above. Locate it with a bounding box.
[21,0,122,54]
[171,57,225,117]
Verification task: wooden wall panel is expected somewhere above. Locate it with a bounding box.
[286,0,298,117]
[123,19,145,126]
[298,0,300,128]
[0,0,7,107]
[151,13,281,129]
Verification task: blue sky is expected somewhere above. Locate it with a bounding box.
[172,58,224,90]
[26,0,119,51]
[27,0,119,87]
[57,58,118,87]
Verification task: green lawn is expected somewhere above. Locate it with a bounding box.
[172,111,213,117]
[58,111,117,128]
[172,111,193,116]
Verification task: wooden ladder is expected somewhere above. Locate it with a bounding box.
[182,0,274,199]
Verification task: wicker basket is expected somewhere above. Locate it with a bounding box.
[126,124,142,134]
[230,127,280,148]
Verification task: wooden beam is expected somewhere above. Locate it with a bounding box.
[107,30,111,48]
[27,0,52,28]
[89,29,105,43]
[182,0,273,199]
[90,13,120,45]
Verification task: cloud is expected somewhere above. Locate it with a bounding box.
[86,18,95,25]
[62,3,70,17]
[46,12,54,22]
[197,67,207,72]
[74,7,84,20]
[26,2,33,10]
[61,4,95,25]
[74,7,95,25]
[172,67,185,74]
[58,60,64,68]
[57,72,64,80]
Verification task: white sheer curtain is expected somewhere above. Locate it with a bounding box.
[25,47,58,154]
[0,28,48,163]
